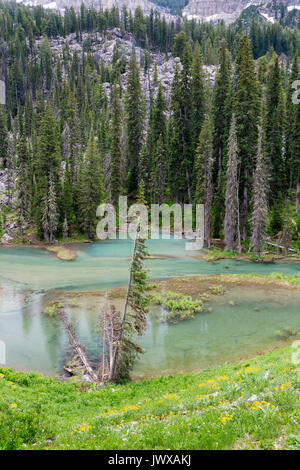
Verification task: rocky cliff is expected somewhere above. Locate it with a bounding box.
[182,0,300,24]
[17,0,300,24]
[19,0,175,20]
[183,0,261,23]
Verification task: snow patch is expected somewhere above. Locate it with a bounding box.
[44,2,57,9]
[260,12,275,23]
[287,5,300,12]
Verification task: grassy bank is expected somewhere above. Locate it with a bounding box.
[0,347,299,450]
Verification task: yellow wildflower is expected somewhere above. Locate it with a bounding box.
[163,393,180,400]
[217,376,229,381]
[275,382,292,391]
[220,413,233,424]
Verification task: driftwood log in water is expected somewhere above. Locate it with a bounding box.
[59,309,98,383]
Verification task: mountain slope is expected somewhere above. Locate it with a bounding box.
[15,0,300,25]
[183,0,300,24]
[17,0,175,19]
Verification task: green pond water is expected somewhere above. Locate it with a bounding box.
[0,239,299,377]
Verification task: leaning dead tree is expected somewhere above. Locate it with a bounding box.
[60,308,98,383]
[107,225,149,382]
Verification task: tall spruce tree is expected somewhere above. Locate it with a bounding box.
[194,114,214,247]
[169,44,193,202]
[212,45,232,237]
[250,125,269,260]
[0,107,8,167]
[234,36,261,240]
[110,84,123,205]
[191,42,205,154]
[224,115,239,252]
[108,207,149,382]
[150,83,167,202]
[286,54,299,191]
[265,55,286,204]
[78,135,104,239]
[16,133,30,234]
[292,91,300,214]
[35,102,61,240]
[125,49,144,194]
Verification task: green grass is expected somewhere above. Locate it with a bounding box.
[0,346,299,450]
[233,272,300,286]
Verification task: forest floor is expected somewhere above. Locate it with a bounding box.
[0,346,299,450]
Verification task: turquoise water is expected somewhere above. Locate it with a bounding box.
[0,239,299,376]
[0,239,299,291]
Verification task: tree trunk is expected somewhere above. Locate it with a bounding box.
[60,309,98,382]
[242,168,248,241]
[109,234,138,381]
[296,181,300,215]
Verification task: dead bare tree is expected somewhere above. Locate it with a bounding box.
[98,305,122,382]
[60,308,98,383]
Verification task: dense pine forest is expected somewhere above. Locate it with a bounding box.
[0,0,299,255]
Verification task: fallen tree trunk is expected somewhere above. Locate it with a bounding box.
[266,242,298,253]
[60,309,98,383]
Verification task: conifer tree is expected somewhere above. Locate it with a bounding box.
[249,125,268,261]
[150,83,167,202]
[151,134,167,203]
[6,137,15,207]
[35,102,61,239]
[191,42,205,154]
[151,82,166,147]
[108,210,149,382]
[48,170,58,243]
[62,215,68,241]
[0,107,8,167]
[16,134,29,234]
[78,135,104,239]
[287,55,300,214]
[292,96,300,214]
[125,49,144,193]
[61,86,80,183]
[234,36,261,240]
[136,178,148,207]
[265,55,286,204]
[194,114,214,247]
[62,164,73,227]
[224,115,239,252]
[110,84,123,205]
[169,45,193,202]
[212,45,232,237]
[286,54,299,191]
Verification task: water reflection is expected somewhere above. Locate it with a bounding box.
[0,240,299,377]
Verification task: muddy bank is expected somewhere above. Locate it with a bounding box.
[46,273,300,308]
